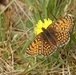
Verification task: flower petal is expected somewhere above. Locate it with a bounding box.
[34,18,52,35]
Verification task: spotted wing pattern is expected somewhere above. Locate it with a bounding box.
[26,33,57,56]
[26,34,42,55]
[47,14,73,47]
[54,31,70,47]
[48,14,73,31]
[41,33,57,55]
[26,14,74,56]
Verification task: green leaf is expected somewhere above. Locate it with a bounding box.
[26,20,33,28]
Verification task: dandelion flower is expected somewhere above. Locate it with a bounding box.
[34,18,52,35]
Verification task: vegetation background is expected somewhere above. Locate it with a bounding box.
[0,0,76,75]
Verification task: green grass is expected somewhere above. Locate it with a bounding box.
[0,0,76,75]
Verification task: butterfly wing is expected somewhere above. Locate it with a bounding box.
[26,32,57,56]
[54,31,70,47]
[26,33,42,55]
[41,33,57,56]
[47,14,73,47]
[48,14,73,32]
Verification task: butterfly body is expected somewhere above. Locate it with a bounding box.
[26,14,74,56]
[42,28,57,46]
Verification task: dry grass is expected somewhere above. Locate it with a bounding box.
[0,0,76,75]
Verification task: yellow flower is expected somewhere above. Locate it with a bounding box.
[29,6,33,11]
[34,18,52,35]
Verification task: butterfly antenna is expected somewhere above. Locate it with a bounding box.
[50,13,58,20]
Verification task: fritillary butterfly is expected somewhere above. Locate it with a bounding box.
[26,14,74,56]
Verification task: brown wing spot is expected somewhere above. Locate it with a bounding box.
[48,14,73,31]
[55,31,70,47]
[26,34,42,55]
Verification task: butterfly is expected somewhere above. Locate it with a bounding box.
[26,14,74,56]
